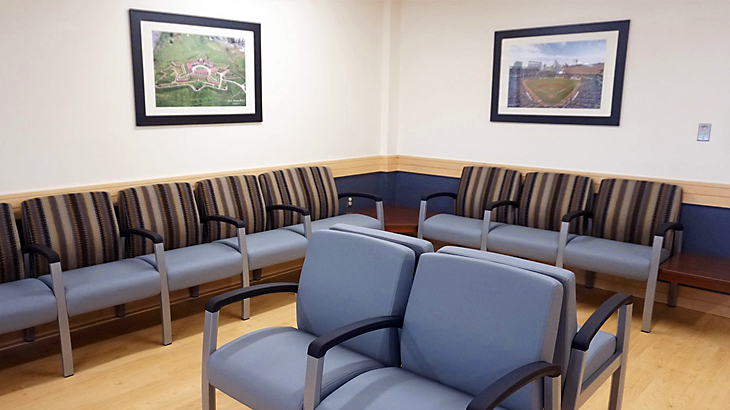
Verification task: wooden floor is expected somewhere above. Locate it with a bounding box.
[1,284,730,410]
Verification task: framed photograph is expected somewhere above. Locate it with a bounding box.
[491,20,629,126]
[129,9,262,126]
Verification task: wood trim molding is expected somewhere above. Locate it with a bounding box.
[2,154,729,212]
[394,155,730,208]
[0,156,388,214]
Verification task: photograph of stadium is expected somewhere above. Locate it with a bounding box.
[507,40,606,109]
[152,32,247,108]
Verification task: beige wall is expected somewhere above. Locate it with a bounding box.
[0,0,386,195]
[393,1,730,184]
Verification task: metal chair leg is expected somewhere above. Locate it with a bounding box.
[585,270,595,289]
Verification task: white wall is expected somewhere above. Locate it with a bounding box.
[394,1,730,184]
[0,0,385,194]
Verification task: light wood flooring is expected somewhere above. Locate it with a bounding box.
[1,282,729,410]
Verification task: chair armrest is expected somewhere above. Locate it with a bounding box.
[562,209,593,223]
[266,204,311,216]
[201,214,245,229]
[22,244,61,264]
[421,192,457,201]
[307,315,403,359]
[120,227,163,244]
[572,293,633,351]
[484,200,519,212]
[205,282,298,313]
[466,362,561,410]
[338,192,383,202]
[653,222,683,237]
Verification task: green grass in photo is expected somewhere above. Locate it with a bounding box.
[523,77,579,105]
[152,32,247,108]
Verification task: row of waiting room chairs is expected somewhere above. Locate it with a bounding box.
[418,166,683,333]
[203,224,633,410]
[0,166,384,377]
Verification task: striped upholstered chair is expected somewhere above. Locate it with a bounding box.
[196,175,308,281]
[418,166,521,250]
[559,179,683,332]
[0,203,72,377]
[484,172,593,264]
[259,166,383,238]
[118,183,249,319]
[21,193,168,376]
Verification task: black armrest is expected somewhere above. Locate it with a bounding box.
[562,209,594,223]
[266,204,311,217]
[572,292,633,351]
[120,227,163,244]
[421,192,458,201]
[653,222,683,237]
[205,282,298,312]
[23,244,61,264]
[466,362,561,410]
[308,315,403,359]
[484,200,519,212]
[201,214,245,229]
[338,192,383,202]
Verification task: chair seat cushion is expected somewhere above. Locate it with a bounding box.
[217,229,309,271]
[422,214,501,249]
[317,367,482,410]
[564,236,670,280]
[0,279,58,334]
[207,326,384,410]
[581,327,617,384]
[487,224,577,264]
[284,214,382,236]
[139,243,242,291]
[39,259,160,317]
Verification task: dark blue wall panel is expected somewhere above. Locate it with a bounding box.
[679,204,730,257]
[337,171,730,258]
[394,172,460,213]
[334,172,394,211]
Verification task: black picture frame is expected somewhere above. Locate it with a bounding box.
[129,9,262,126]
[490,20,629,126]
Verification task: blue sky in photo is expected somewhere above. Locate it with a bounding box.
[510,39,607,66]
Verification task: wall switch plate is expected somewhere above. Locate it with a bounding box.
[698,123,711,141]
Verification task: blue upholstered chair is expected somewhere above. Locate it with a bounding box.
[418,166,521,250]
[259,166,383,238]
[21,193,170,376]
[484,172,593,264]
[201,229,421,410]
[306,251,564,410]
[196,175,309,281]
[329,223,433,261]
[118,183,250,320]
[438,247,633,410]
[0,203,73,377]
[558,178,682,333]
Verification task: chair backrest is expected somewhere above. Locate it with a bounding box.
[118,183,201,256]
[329,223,434,262]
[436,246,576,385]
[195,175,267,241]
[593,179,682,250]
[296,230,415,367]
[0,203,24,282]
[22,192,120,276]
[258,168,309,229]
[518,172,593,234]
[401,253,562,410]
[455,166,521,223]
[297,166,339,221]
